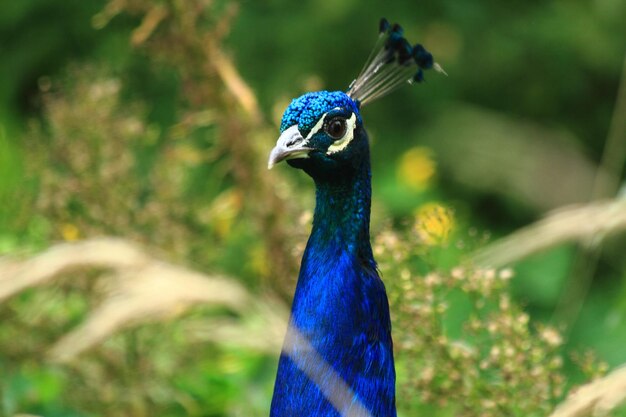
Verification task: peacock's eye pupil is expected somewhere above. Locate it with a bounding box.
[326,117,347,140]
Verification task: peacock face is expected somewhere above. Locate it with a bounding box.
[267,18,442,179]
[268,91,367,178]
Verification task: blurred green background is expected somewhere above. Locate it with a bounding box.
[1,0,625,416]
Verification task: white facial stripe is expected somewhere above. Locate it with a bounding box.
[326,112,357,155]
[305,115,327,140]
[304,108,342,140]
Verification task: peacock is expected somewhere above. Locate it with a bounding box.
[267,18,442,417]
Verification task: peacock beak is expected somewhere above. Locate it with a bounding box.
[268,125,313,169]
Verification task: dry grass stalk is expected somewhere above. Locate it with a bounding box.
[591,53,626,200]
[280,324,373,417]
[0,238,288,363]
[548,364,626,417]
[182,294,289,354]
[472,199,626,268]
[130,4,168,46]
[0,238,148,302]
[210,45,261,123]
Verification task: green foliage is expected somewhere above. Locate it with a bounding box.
[378,228,567,415]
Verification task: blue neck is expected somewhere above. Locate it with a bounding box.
[271,151,397,417]
[309,159,374,267]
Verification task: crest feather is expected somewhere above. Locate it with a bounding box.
[347,18,445,106]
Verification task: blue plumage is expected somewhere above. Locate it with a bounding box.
[268,18,439,417]
[280,91,361,135]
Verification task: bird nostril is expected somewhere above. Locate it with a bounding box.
[286,137,302,148]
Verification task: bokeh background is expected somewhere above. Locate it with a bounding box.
[1,0,625,416]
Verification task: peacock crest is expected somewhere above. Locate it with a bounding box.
[347,18,445,106]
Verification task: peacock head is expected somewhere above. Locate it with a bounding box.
[268,18,444,180]
[268,91,365,180]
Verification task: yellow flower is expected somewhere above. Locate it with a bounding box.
[397,146,436,191]
[60,223,80,241]
[415,202,454,245]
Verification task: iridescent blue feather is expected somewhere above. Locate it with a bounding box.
[269,18,440,417]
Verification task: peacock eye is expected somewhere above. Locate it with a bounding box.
[325,117,347,140]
